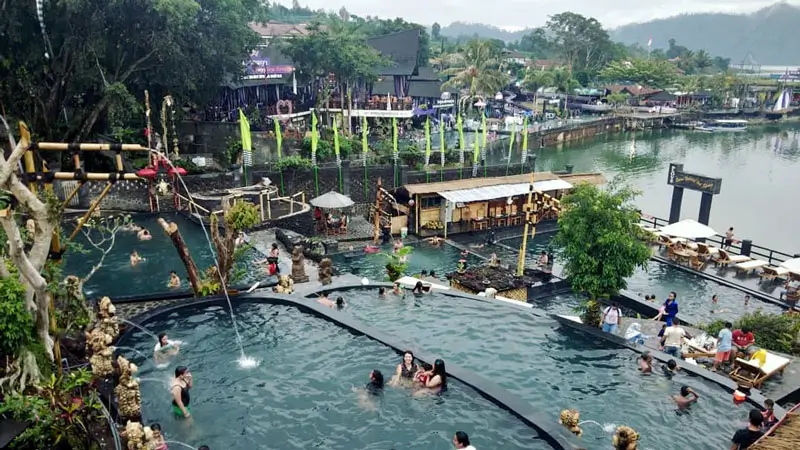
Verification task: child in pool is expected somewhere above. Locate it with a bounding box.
[415,363,432,385]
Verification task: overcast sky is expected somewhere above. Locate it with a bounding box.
[276,0,795,29]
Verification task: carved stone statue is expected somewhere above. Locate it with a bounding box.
[291,245,309,283]
[115,356,142,422]
[98,296,119,340]
[85,327,115,378]
[318,257,333,285]
[273,274,294,294]
[559,409,583,437]
[121,421,156,450]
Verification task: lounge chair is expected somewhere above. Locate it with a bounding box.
[735,259,769,274]
[713,248,752,266]
[656,234,675,247]
[696,243,720,258]
[637,223,659,234]
[760,265,790,282]
[729,352,791,388]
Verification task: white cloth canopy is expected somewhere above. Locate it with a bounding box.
[780,258,800,274]
[437,179,572,204]
[658,219,717,239]
[309,191,354,209]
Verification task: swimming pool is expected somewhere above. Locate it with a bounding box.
[496,235,784,324]
[330,242,484,283]
[62,214,261,298]
[122,303,549,449]
[332,288,752,450]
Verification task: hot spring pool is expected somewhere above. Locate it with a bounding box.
[62,214,262,298]
[122,303,549,449]
[330,242,483,283]
[330,288,753,450]
[495,236,784,324]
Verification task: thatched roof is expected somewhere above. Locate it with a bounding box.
[750,404,800,450]
[450,264,544,292]
[403,172,559,195]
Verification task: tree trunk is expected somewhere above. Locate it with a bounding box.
[157,218,201,296]
[209,214,235,290]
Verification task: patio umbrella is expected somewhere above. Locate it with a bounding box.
[780,258,800,274]
[310,191,354,209]
[658,219,717,239]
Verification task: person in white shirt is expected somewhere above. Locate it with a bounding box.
[659,320,692,359]
[453,431,476,450]
[600,302,622,334]
[154,332,180,365]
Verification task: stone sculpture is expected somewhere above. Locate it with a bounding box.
[97,296,119,340]
[274,274,294,294]
[318,257,333,285]
[612,425,640,450]
[559,409,583,437]
[291,245,309,283]
[85,327,115,378]
[121,421,145,450]
[115,356,142,421]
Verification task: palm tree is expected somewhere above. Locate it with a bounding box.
[522,69,554,95]
[441,39,509,99]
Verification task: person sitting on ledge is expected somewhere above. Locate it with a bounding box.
[730,327,757,363]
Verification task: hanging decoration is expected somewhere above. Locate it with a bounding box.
[521,116,529,174]
[457,114,465,179]
[472,133,480,177]
[274,117,284,194]
[506,122,516,176]
[311,110,320,196]
[362,116,369,199]
[480,112,488,178]
[439,115,446,182]
[333,116,343,193]
[424,116,432,182]
[392,117,399,187]
[35,0,53,59]
[239,109,253,188]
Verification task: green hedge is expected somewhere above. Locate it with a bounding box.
[701,311,800,355]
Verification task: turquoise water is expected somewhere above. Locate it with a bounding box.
[122,303,547,449]
[334,289,753,450]
[498,236,785,324]
[62,214,261,298]
[330,242,484,282]
[502,125,800,250]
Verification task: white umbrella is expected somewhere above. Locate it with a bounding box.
[658,219,717,239]
[780,258,800,274]
[310,191,354,209]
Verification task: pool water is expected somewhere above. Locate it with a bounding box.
[330,242,483,283]
[497,236,784,324]
[62,214,261,298]
[335,289,752,450]
[123,303,548,450]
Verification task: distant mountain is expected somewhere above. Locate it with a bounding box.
[611,3,800,65]
[439,22,532,42]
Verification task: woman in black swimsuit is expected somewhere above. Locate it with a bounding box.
[171,366,193,418]
[390,350,418,386]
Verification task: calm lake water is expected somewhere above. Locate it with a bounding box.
[488,124,800,251]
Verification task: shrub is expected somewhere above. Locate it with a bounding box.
[701,311,800,355]
[275,155,313,171]
[225,201,260,232]
[0,277,35,358]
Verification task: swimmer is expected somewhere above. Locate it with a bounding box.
[672,385,699,409]
[415,358,447,395]
[357,369,384,411]
[390,350,418,386]
[638,352,653,374]
[415,362,432,385]
[393,239,404,253]
[662,359,681,377]
[170,366,192,418]
[137,228,152,241]
[317,293,345,309]
[130,250,143,266]
[154,333,180,365]
[167,271,181,288]
[269,243,280,258]
[148,423,168,450]
[391,282,403,296]
[412,281,426,295]
[364,245,380,254]
[378,287,386,298]
[234,232,246,247]
[427,236,443,246]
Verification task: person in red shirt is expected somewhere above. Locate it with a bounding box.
[730,327,756,363]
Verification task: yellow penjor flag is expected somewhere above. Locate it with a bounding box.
[238,109,252,166]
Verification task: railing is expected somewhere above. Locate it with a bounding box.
[174,193,213,217]
[639,213,795,266]
[271,191,307,217]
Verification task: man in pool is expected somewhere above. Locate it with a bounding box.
[167,271,181,288]
[730,409,764,449]
[638,351,652,374]
[672,385,699,409]
[662,359,681,377]
[453,431,477,450]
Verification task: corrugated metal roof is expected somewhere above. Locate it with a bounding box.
[404,172,559,195]
[438,179,572,203]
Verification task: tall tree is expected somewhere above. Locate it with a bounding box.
[441,39,509,98]
[0,0,263,142]
[431,22,441,40]
[516,28,554,59]
[552,182,651,325]
[545,12,613,74]
[599,59,679,88]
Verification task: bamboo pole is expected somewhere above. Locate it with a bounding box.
[61,181,84,208]
[68,182,113,241]
[516,173,536,277]
[30,142,149,151]
[51,172,142,181]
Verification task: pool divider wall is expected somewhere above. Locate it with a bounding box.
[119,289,584,450]
[549,314,787,420]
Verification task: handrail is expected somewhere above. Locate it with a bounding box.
[175,193,211,214]
[639,213,795,265]
[98,396,122,450]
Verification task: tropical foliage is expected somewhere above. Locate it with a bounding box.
[702,311,800,356]
[552,182,652,324]
[441,40,509,97]
[599,59,680,88]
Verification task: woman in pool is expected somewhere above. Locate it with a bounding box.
[357,369,384,411]
[416,358,447,393]
[130,250,143,266]
[270,243,280,258]
[170,366,193,418]
[317,293,345,309]
[390,350,418,386]
[391,282,403,296]
[154,333,180,365]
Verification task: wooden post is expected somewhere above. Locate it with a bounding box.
[266,192,272,219]
[62,181,84,207]
[415,194,420,235]
[157,218,201,296]
[517,173,536,277]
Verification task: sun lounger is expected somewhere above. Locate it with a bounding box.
[735,259,769,274]
[760,265,790,281]
[729,352,791,388]
[696,243,720,257]
[714,249,752,266]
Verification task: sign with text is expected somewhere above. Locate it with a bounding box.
[667,163,722,195]
[244,49,294,80]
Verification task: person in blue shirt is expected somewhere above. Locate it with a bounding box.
[662,291,679,326]
[713,321,733,372]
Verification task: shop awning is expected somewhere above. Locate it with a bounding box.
[437,179,572,203]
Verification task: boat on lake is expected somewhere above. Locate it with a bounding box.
[695,119,748,132]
